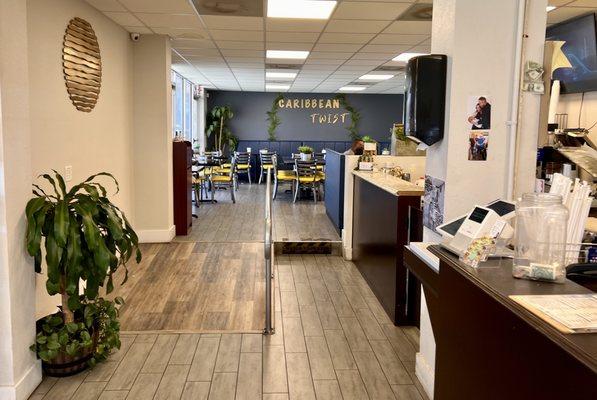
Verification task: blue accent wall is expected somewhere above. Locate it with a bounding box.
[207,91,404,143]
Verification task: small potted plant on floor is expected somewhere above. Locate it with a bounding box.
[298,145,314,161]
[26,171,141,376]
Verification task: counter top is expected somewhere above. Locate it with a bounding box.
[352,170,424,196]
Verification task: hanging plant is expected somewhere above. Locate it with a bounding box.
[266,94,284,141]
[334,93,361,141]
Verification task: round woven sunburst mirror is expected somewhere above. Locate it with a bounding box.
[62,17,101,112]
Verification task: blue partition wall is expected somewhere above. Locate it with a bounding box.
[323,149,345,233]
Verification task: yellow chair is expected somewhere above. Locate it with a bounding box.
[259,151,276,184]
[234,151,252,184]
[294,160,323,203]
[210,158,237,203]
[273,160,296,200]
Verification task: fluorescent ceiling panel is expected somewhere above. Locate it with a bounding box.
[546,6,556,12]
[392,52,428,62]
[266,72,297,79]
[266,84,291,90]
[267,0,337,20]
[266,50,309,59]
[339,86,366,91]
[359,74,394,81]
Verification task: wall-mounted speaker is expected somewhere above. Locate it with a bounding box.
[404,54,447,146]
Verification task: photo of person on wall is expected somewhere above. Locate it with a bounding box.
[467,96,491,130]
[468,131,488,161]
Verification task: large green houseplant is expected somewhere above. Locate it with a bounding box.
[206,105,237,154]
[26,171,141,373]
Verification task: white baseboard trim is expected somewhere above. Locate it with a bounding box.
[416,352,435,400]
[0,361,42,400]
[342,246,352,260]
[137,225,176,243]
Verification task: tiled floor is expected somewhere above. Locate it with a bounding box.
[29,254,427,400]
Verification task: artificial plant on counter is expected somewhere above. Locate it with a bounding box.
[334,93,361,141]
[267,93,284,141]
[26,171,141,368]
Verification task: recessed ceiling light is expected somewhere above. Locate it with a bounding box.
[268,0,337,20]
[266,84,290,90]
[546,6,556,12]
[358,74,394,81]
[266,72,297,79]
[266,50,310,59]
[392,52,428,62]
[339,86,366,92]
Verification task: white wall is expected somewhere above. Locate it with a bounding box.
[557,92,597,144]
[27,0,135,319]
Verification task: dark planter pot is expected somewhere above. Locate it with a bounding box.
[35,314,98,377]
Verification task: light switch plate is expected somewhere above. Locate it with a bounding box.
[65,165,72,182]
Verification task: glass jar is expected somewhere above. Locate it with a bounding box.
[513,193,569,283]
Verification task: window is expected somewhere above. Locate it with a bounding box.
[171,70,195,141]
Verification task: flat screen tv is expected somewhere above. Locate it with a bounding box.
[546,13,597,94]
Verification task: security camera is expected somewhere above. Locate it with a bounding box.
[130,32,140,42]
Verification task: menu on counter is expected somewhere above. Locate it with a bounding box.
[509,294,597,334]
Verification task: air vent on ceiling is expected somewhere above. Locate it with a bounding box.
[266,63,303,70]
[374,66,406,72]
[191,0,263,17]
[398,3,432,21]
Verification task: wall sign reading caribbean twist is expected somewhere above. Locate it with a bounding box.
[62,17,102,112]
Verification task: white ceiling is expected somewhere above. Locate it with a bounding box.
[84,0,597,93]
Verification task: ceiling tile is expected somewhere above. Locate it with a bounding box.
[351,52,394,61]
[331,2,411,20]
[85,0,126,12]
[220,49,265,57]
[309,51,354,59]
[547,6,595,24]
[266,18,327,32]
[103,12,145,27]
[225,56,266,63]
[266,42,313,51]
[325,19,389,33]
[304,59,345,65]
[218,41,265,50]
[119,0,194,13]
[313,43,363,52]
[566,0,597,6]
[135,13,200,29]
[171,38,215,49]
[266,32,320,42]
[123,26,152,34]
[370,34,428,45]
[383,20,432,35]
[151,27,207,39]
[360,44,412,53]
[343,59,380,66]
[228,62,265,68]
[175,48,222,57]
[201,16,264,31]
[318,32,375,44]
[210,30,264,41]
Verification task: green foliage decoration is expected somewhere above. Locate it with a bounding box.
[298,146,314,154]
[206,105,237,153]
[267,94,284,141]
[334,93,361,140]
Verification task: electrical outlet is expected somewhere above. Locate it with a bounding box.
[65,165,73,182]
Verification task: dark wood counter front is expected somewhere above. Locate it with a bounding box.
[427,245,597,400]
[352,172,422,325]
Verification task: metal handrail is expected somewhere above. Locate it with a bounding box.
[264,165,274,335]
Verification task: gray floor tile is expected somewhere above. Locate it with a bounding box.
[313,380,343,400]
[208,372,237,400]
[181,381,210,400]
[263,345,288,394]
[305,336,335,380]
[286,353,316,400]
[336,370,369,400]
[323,330,356,370]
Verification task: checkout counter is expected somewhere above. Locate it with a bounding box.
[405,243,597,399]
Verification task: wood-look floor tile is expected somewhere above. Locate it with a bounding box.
[402,326,421,351]
[263,394,289,400]
[32,377,57,395]
[85,361,119,382]
[352,351,395,400]
[364,296,393,326]
[290,257,309,285]
[214,334,241,373]
[170,334,201,365]
[381,324,416,362]
[70,381,106,400]
[286,352,316,400]
[105,342,153,390]
[263,346,288,393]
[336,370,369,400]
[153,364,190,400]
[299,305,323,337]
[134,334,158,344]
[354,308,386,341]
[43,371,88,399]
[141,334,178,373]
[391,384,424,400]
[328,291,355,318]
[283,317,306,353]
[339,317,372,353]
[323,330,356,370]
[308,279,330,303]
[280,290,300,318]
[97,391,128,400]
[305,336,335,380]
[370,340,412,385]
[187,336,220,381]
[278,271,295,292]
[315,301,341,330]
[126,373,161,400]
[181,381,210,400]
[208,372,237,400]
[241,333,262,353]
[107,335,135,363]
[313,380,343,400]
[236,352,262,400]
[295,283,315,306]
[263,311,284,347]
[28,395,44,400]
[320,270,342,293]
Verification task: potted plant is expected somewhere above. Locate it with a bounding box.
[298,146,314,161]
[361,135,377,152]
[26,171,141,376]
[206,105,235,154]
